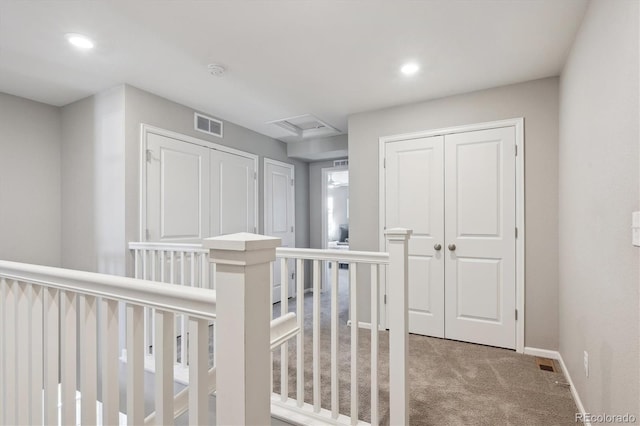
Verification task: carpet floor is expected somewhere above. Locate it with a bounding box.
[271,272,579,426]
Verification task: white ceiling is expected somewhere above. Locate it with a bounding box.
[0,0,588,142]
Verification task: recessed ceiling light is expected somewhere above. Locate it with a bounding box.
[65,33,94,49]
[401,62,420,76]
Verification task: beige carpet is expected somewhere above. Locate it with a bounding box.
[272,276,579,426]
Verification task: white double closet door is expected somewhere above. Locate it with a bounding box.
[384,126,516,349]
[145,132,257,244]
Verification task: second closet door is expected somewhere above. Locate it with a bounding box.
[210,149,257,236]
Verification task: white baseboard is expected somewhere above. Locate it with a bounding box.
[524,347,589,426]
[557,353,590,426]
[523,346,560,359]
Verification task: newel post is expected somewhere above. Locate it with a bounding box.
[203,232,281,426]
[385,227,412,426]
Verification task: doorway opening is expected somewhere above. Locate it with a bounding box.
[321,166,349,289]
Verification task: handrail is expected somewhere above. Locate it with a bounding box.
[128,241,208,253]
[0,260,216,320]
[129,241,390,265]
[276,247,390,264]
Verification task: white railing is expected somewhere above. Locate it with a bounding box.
[1,233,299,426]
[129,228,412,425]
[0,260,216,425]
[128,242,210,374]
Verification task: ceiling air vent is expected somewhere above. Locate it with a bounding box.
[333,159,348,167]
[268,114,340,141]
[194,112,223,138]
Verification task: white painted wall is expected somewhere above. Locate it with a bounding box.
[559,0,639,416]
[61,86,126,276]
[0,92,61,266]
[348,77,560,350]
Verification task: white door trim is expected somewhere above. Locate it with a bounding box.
[139,123,259,242]
[320,165,349,250]
[378,118,525,353]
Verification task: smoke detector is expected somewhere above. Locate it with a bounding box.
[207,64,226,76]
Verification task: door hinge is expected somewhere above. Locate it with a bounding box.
[515,309,518,321]
[384,294,387,304]
[254,172,257,180]
[515,145,518,156]
[515,227,518,238]
[383,158,386,168]
[291,272,295,280]
[146,149,152,162]
[291,178,294,186]
[291,226,294,232]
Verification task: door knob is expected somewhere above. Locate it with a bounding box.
[434,243,442,251]
[448,243,456,251]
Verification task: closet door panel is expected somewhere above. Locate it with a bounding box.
[146,133,210,242]
[444,127,516,349]
[210,150,257,236]
[385,136,445,337]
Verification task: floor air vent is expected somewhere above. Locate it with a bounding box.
[535,357,557,372]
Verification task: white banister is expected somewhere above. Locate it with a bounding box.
[44,286,59,425]
[276,247,390,264]
[280,257,289,403]
[1,259,218,426]
[349,263,359,425]
[204,232,281,426]
[126,304,145,426]
[142,312,300,425]
[385,228,412,426]
[370,264,379,426]
[125,236,411,426]
[101,298,120,426]
[154,310,175,425]
[16,282,29,425]
[80,294,98,426]
[296,258,305,408]
[312,259,321,413]
[188,317,209,426]
[30,284,44,426]
[61,290,77,425]
[0,260,216,319]
[4,280,16,425]
[330,260,339,420]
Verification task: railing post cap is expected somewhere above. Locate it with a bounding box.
[203,232,281,252]
[384,228,413,241]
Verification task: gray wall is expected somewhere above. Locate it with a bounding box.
[61,86,126,275]
[288,134,348,161]
[348,77,560,350]
[0,93,61,266]
[123,85,310,273]
[558,0,639,417]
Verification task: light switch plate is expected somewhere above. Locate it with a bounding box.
[632,212,640,246]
